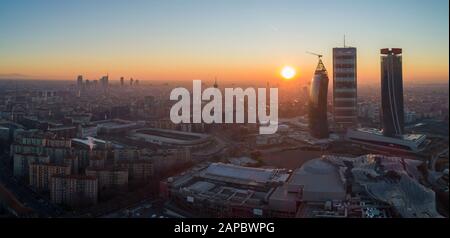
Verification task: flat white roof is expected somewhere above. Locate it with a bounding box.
[202,163,289,184]
[71,137,106,147]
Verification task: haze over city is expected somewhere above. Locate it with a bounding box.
[0,0,448,84]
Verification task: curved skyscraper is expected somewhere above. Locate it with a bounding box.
[380,48,404,137]
[309,58,329,139]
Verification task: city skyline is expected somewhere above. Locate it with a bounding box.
[0,1,448,221]
[0,0,448,84]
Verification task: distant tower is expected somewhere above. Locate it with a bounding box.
[380,48,404,137]
[120,77,124,86]
[308,55,329,139]
[135,79,139,86]
[130,78,134,86]
[213,77,218,88]
[77,75,83,88]
[266,81,270,108]
[100,74,109,88]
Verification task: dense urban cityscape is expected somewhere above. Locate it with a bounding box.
[0,46,448,218]
[0,0,448,224]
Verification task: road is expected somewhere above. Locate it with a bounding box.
[0,152,64,217]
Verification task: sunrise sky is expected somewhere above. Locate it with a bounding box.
[0,0,448,85]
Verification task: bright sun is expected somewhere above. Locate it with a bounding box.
[281,66,296,80]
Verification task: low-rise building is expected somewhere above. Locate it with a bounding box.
[117,160,154,182]
[86,166,128,192]
[29,163,71,192]
[346,128,428,154]
[89,155,106,168]
[161,163,290,218]
[64,155,80,175]
[11,130,72,163]
[13,153,50,178]
[0,126,10,144]
[50,175,98,207]
[71,137,110,170]
[268,159,346,217]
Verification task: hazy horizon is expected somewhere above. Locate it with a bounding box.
[0,77,448,88]
[1,0,449,85]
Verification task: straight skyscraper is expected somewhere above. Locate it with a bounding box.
[333,47,357,130]
[77,75,83,88]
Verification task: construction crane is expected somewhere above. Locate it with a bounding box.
[306,51,323,59]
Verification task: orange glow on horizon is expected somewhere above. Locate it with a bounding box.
[0,54,448,85]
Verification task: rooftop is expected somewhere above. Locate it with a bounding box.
[52,174,97,180]
[355,128,426,142]
[199,163,290,185]
[130,128,211,146]
[290,159,346,194]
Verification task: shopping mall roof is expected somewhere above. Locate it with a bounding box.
[199,163,290,186]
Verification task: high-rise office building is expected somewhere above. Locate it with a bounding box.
[380,48,404,137]
[308,57,330,139]
[120,77,124,86]
[77,75,83,88]
[333,47,357,130]
[100,75,109,88]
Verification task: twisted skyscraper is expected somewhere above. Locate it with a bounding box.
[309,57,330,139]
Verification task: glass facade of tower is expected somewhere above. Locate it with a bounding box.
[380,48,404,137]
[333,47,357,130]
[309,58,329,139]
